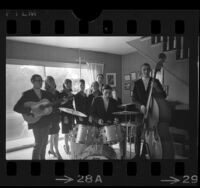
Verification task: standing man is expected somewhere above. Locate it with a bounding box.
[132,63,174,159]
[74,79,88,124]
[87,81,102,123]
[14,74,53,160]
[97,74,104,93]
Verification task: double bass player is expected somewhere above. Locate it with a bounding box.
[132,56,175,159]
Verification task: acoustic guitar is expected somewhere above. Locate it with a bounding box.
[22,95,73,124]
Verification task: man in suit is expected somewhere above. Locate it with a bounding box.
[87,81,102,124]
[14,74,53,160]
[91,84,119,126]
[74,79,88,124]
[91,85,126,159]
[97,74,104,93]
[132,63,174,159]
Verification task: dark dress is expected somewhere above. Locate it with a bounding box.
[74,91,88,124]
[48,90,61,135]
[59,90,74,134]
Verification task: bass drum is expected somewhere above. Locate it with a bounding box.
[80,145,117,160]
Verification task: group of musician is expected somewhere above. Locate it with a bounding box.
[14,62,173,160]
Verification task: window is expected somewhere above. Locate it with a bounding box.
[6,62,93,150]
[6,64,44,142]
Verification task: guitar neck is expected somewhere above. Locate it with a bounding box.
[46,95,74,108]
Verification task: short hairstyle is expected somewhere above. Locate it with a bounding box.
[97,74,104,79]
[63,79,72,90]
[141,63,151,70]
[64,79,72,84]
[159,52,166,60]
[92,81,99,87]
[102,84,112,91]
[80,79,85,84]
[30,74,42,82]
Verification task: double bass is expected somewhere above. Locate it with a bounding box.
[140,53,175,159]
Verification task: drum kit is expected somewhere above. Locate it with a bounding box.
[59,102,140,160]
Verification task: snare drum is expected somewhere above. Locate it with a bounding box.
[76,124,98,145]
[102,124,123,144]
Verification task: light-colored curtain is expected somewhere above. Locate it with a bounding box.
[86,62,104,94]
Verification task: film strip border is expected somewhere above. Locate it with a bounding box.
[0,10,199,186]
[4,10,199,35]
[0,160,198,185]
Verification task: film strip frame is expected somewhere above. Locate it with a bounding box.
[0,9,199,186]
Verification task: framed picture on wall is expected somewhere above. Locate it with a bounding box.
[124,82,131,90]
[106,73,116,87]
[124,74,131,81]
[131,72,137,80]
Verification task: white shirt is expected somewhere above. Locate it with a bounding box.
[102,97,109,112]
[142,77,150,91]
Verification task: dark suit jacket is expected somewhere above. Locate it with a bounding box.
[132,78,166,110]
[13,89,53,129]
[75,91,88,115]
[74,91,88,123]
[87,90,102,116]
[91,96,118,126]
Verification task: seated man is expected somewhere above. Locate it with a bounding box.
[91,84,126,159]
[91,84,118,126]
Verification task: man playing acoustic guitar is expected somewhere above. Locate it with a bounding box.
[14,74,53,160]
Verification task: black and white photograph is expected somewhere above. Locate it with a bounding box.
[5,36,194,161]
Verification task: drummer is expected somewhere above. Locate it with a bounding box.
[90,84,119,127]
[74,79,88,124]
[91,85,126,159]
[59,79,74,155]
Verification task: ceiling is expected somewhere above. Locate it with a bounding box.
[7,36,141,55]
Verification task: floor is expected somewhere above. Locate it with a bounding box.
[6,138,136,160]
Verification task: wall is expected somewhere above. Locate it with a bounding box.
[122,51,189,104]
[6,40,122,97]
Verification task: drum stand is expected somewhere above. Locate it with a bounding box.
[124,115,133,159]
[122,108,135,159]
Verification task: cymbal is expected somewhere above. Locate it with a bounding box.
[112,111,140,115]
[59,107,87,117]
[118,102,137,108]
[120,122,137,127]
